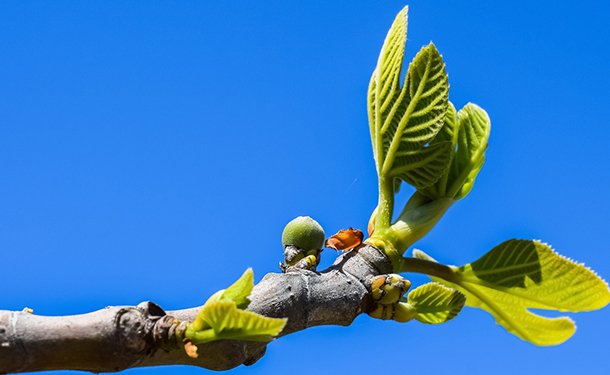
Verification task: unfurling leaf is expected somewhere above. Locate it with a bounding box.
[420,103,490,200]
[186,269,287,346]
[407,282,465,324]
[368,6,450,190]
[219,268,254,309]
[195,302,287,343]
[368,6,408,173]
[450,103,490,199]
[325,228,364,250]
[430,101,459,146]
[387,141,453,190]
[414,240,610,345]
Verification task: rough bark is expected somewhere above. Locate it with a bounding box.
[0,244,392,373]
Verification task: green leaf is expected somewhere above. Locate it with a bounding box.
[414,240,610,345]
[449,103,491,199]
[192,269,255,331]
[412,248,438,263]
[407,282,465,324]
[368,6,408,173]
[430,101,459,146]
[420,102,459,198]
[204,302,286,341]
[202,289,224,308]
[419,103,490,200]
[187,269,286,345]
[388,141,453,189]
[447,103,490,199]
[220,268,254,309]
[368,6,449,188]
[190,302,287,344]
[460,240,610,311]
[381,43,449,183]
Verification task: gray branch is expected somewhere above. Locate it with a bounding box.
[0,245,392,373]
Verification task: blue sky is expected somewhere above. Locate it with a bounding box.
[1,1,609,374]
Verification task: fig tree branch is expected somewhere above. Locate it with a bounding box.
[0,245,391,374]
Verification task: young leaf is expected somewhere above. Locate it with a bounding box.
[380,43,450,185]
[420,103,490,200]
[420,102,459,198]
[193,269,255,331]
[413,240,610,345]
[368,6,408,173]
[407,282,465,324]
[388,141,453,190]
[384,43,449,158]
[192,302,287,344]
[450,103,490,199]
[201,289,224,308]
[368,6,449,189]
[412,248,438,263]
[430,101,459,146]
[187,269,286,345]
[192,289,224,331]
[219,268,254,309]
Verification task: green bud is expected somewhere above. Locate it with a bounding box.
[368,301,418,323]
[370,274,411,305]
[294,254,318,270]
[368,303,392,320]
[392,302,418,323]
[282,216,325,253]
[282,248,320,270]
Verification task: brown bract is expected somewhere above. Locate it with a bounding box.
[325,228,364,251]
[184,340,199,358]
[367,209,377,237]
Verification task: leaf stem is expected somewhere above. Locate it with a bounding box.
[397,257,458,283]
[390,195,454,254]
[375,176,395,231]
[190,328,219,345]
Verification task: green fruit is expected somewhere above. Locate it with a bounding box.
[282,216,325,252]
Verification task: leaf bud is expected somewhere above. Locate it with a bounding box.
[370,274,411,305]
[391,302,418,323]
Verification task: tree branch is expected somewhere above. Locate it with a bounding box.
[0,244,391,373]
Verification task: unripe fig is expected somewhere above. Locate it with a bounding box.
[282,216,325,253]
